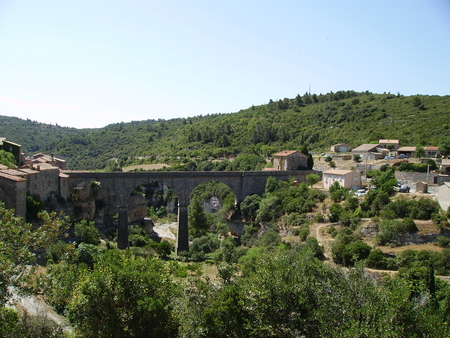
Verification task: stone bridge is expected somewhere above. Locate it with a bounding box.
[63,170,319,252]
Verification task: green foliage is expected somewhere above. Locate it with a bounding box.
[0,150,16,168]
[439,137,450,156]
[66,250,178,338]
[176,249,450,337]
[0,203,69,306]
[328,203,344,223]
[329,181,352,203]
[191,234,219,254]
[436,235,450,248]
[2,93,450,171]
[398,161,435,172]
[371,168,397,195]
[240,194,261,221]
[376,218,418,246]
[306,173,319,187]
[188,196,209,238]
[332,240,371,266]
[74,220,100,245]
[25,194,44,222]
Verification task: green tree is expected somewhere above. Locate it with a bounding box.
[415,145,426,159]
[0,203,69,307]
[371,168,397,195]
[67,250,178,338]
[0,150,16,168]
[306,173,320,188]
[188,196,209,238]
[439,137,450,157]
[74,220,100,245]
[240,194,261,221]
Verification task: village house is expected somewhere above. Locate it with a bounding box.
[425,146,439,158]
[330,143,352,153]
[352,144,388,160]
[397,146,416,158]
[0,139,67,219]
[441,159,450,175]
[28,153,66,170]
[379,139,400,151]
[272,150,308,170]
[322,169,361,191]
[437,182,450,212]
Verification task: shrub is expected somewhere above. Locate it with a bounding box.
[436,235,450,248]
[74,220,100,245]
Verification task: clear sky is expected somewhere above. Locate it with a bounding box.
[0,0,449,129]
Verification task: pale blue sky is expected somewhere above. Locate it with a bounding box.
[0,0,449,128]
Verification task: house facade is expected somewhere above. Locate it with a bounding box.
[323,169,361,190]
[425,146,439,158]
[441,159,450,175]
[352,144,387,160]
[272,150,308,170]
[437,182,450,212]
[397,146,416,158]
[330,143,352,153]
[379,139,400,151]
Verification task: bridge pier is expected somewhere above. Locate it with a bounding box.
[176,204,189,253]
[117,206,129,249]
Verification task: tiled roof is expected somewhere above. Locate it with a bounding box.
[379,139,399,144]
[353,144,379,151]
[323,169,355,175]
[398,146,416,151]
[274,150,298,157]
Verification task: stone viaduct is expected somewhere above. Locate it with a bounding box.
[62,170,320,252]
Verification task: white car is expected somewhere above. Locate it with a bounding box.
[355,189,366,197]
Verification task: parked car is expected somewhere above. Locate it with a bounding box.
[398,185,410,193]
[384,156,395,160]
[355,189,366,197]
[398,154,409,159]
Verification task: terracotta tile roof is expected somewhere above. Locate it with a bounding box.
[0,170,27,182]
[273,150,298,157]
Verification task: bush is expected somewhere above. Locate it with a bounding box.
[74,220,100,245]
[436,235,450,248]
[332,240,371,266]
[366,249,389,269]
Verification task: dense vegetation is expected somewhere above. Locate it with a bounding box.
[1,189,450,337]
[2,162,450,336]
[1,91,449,170]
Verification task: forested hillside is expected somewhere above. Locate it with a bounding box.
[1,91,449,170]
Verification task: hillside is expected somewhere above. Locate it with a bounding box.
[1,91,449,170]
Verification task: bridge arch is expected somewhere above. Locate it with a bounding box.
[61,170,320,252]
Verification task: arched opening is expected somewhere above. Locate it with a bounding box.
[184,180,238,259]
[125,181,179,252]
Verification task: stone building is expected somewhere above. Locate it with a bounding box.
[272,150,308,170]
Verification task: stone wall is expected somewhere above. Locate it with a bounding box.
[0,174,27,218]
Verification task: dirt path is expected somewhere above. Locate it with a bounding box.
[310,222,333,260]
